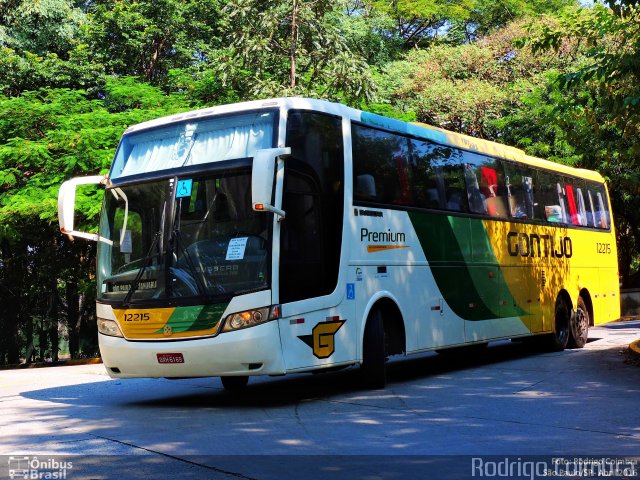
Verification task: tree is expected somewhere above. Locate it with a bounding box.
[220,0,374,102]
[0,0,86,56]
[374,18,574,137]
[528,2,640,168]
[0,79,190,363]
[524,1,640,284]
[349,0,578,49]
[82,0,225,83]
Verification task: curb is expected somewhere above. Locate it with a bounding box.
[629,340,640,357]
[0,358,102,371]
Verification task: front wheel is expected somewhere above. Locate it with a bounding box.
[360,309,386,389]
[568,296,589,348]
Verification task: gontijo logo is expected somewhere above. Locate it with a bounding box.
[507,231,573,259]
[298,318,346,359]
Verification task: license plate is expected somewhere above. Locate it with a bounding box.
[157,353,184,364]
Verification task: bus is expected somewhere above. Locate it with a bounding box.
[58,98,620,390]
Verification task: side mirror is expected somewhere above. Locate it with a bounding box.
[252,147,291,218]
[58,175,107,241]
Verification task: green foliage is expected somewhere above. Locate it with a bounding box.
[220,0,375,103]
[523,1,640,282]
[82,0,225,83]
[375,19,573,137]
[355,0,579,49]
[0,47,105,97]
[0,79,189,230]
[0,0,85,56]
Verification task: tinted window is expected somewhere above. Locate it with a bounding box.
[410,139,466,212]
[352,125,412,205]
[463,153,509,217]
[351,122,611,230]
[586,182,610,229]
[504,162,536,220]
[536,170,567,224]
[282,111,344,302]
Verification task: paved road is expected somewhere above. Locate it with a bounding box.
[1,320,639,479]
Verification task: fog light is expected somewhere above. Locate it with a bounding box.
[98,318,124,337]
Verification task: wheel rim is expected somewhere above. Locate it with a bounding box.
[575,306,589,340]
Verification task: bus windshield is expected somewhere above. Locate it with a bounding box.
[97,169,271,305]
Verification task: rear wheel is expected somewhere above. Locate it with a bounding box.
[568,296,589,348]
[221,375,249,391]
[360,309,386,389]
[544,295,571,351]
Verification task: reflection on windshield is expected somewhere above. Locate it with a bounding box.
[97,170,271,304]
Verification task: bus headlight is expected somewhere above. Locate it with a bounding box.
[98,318,124,337]
[222,305,280,333]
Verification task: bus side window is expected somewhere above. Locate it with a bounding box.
[536,170,566,224]
[522,176,534,218]
[412,140,465,212]
[596,189,610,229]
[587,189,596,227]
[352,124,412,206]
[556,182,568,223]
[564,182,580,225]
[465,163,486,214]
[503,162,535,220]
[575,186,588,226]
[584,182,610,229]
[410,139,447,210]
[463,153,508,217]
[439,148,466,212]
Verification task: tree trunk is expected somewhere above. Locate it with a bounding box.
[290,0,299,89]
[48,278,59,362]
[66,280,80,359]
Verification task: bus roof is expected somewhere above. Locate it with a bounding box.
[122,97,605,184]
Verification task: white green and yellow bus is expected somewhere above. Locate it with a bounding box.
[58,98,620,390]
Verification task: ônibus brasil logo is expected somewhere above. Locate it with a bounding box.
[8,456,73,479]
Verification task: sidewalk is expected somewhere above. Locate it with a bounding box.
[0,357,102,371]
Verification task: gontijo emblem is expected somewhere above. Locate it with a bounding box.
[298,318,346,359]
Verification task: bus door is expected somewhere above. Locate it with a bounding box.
[275,110,356,372]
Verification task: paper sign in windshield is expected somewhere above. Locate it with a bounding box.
[226,237,248,261]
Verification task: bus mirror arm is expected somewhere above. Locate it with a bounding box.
[252,147,291,219]
[58,174,110,243]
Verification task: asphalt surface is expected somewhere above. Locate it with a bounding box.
[1,320,639,479]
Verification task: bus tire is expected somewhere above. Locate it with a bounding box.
[544,295,571,351]
[360,309,386,389]
[221,375,249,391]
[568,296,589,349]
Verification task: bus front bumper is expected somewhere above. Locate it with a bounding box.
[98,320,286,378]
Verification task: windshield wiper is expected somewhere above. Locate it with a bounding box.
[122,231,161,306]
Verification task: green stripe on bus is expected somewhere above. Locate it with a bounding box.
[408,212,526,320]
[154,303,227,334]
